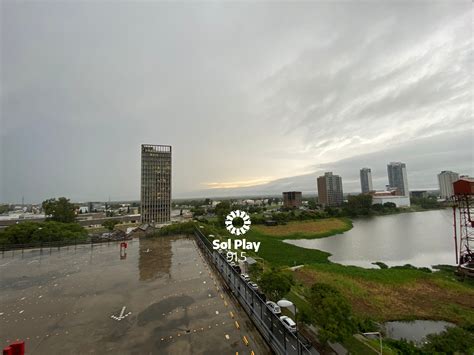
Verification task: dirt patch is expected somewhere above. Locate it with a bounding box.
[253,218,348,237]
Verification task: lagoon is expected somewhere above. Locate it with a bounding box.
[284,209,456,268]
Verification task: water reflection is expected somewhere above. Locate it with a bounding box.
[383,320,455,344]
[138,237,172,281]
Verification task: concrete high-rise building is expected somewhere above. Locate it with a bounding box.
[387,162,409,196]
[360,168,373,194]
[438,170,459,199]
[141,144,172,224]
[317,172,343,206]
[282,191,302,208]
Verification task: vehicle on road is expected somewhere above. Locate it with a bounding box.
[280,316,297,333]
[232,265,241,273]
[256,290,266,301]
[240,273,251,282]
[265,301,281,315]
[298,334,312,348]
[248,281,259,290]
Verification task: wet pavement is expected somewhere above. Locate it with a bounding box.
[0,236,270,354]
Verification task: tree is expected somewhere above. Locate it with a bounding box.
[307,198,318,210]
[383,202,397,209]
[191,207,205,216]
[102,219,119,231]
[308,283,356,344]
[215,201,232,226]
[259,270,294,300]
[0,221,87,246]
[345,194,373,216]
[42,197,76,223]
[422,325,474,354]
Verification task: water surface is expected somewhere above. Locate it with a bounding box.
[285,210,455,268]
[383,320,455,344]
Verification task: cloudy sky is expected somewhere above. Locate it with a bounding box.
[1,1,472,203]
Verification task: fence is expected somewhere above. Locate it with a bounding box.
[0,236,131,254]
[193,228,319,355]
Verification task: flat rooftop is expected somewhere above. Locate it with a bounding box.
[0,237,269,354]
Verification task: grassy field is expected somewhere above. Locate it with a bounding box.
[199,217,474,326]
[252,218,351,238]
[294,264,474,325]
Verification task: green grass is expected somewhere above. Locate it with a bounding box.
[344,336,380,355]
[242,218,352,267]
[197,218,474,326]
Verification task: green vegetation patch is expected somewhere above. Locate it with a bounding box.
[0,221,87,246]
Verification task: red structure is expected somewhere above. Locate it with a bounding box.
[120,242,128,260]
[452,178,474,277]
[3,341,25,355]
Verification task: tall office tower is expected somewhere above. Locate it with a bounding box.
[438,170,459,199]
[360,168,373,194]
[317,172,343,206]
[387,162,409,196]
[141,144,172,224]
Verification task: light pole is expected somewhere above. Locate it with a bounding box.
[362,332,383,355]
[278,299,299,355]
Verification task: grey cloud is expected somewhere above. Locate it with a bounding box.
[1,1,472,203]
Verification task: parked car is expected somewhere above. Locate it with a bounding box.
[298,334,312,348]
[280,316,297,333]
[248,281,259,290]
[240,273,251,282]
[233,265,242,273]
[266,301,281,315]
[256,290,267,301]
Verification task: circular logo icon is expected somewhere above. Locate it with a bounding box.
[225,210,251,235]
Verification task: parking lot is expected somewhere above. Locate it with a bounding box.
[0,236,270,354]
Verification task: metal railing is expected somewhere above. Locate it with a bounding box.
[0,236,131,254]
[193,228,318,355]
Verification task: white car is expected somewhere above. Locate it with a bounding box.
[280,316,297,333]
[240,273,251,282]
[266,301,281,315]
[248,282,258,290]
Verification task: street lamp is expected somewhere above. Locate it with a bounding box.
[362,332,383,355]
[277,299,299,354]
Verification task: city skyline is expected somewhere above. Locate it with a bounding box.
[1,1,472,203]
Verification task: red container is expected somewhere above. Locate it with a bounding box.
[453,179,474,195]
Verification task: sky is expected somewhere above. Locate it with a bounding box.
[1,1,472,203]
